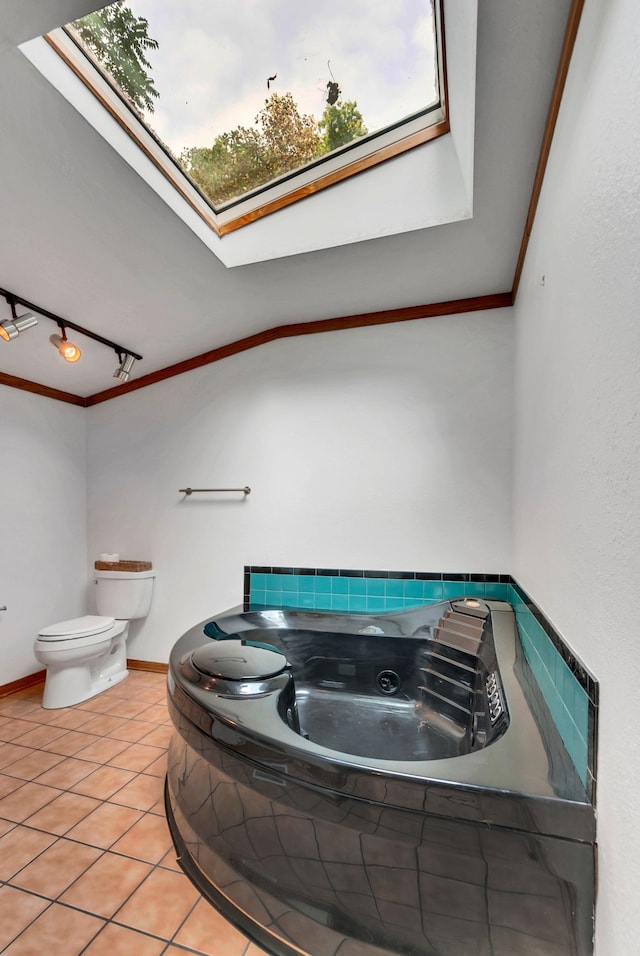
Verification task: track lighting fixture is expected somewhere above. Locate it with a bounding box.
[113,353,136,383]
[0,286,142,382]
[0,296,38,341]
[50,327,81,362]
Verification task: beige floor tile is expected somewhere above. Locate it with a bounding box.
[60,850,152,918]
[11,687,43,700]
[10,836,102,898]
[73,735,131,763]
[83,922,166,956]
[174,897,250,956]
[2,749,65,781]
[0,718,44,742]
[0,698,43,719]
[108,742,166,772]
[25,790,101,835]
[109,771,165,811]
[111,811,173,863]
[66,801,143,848]
[0,825,56,880]
[114,866,200,939]
[97,682,136,699]
[40,729,101,756]
[159,848,182,872]
[148,797,166,816]
[108,718,158,742]
[139,724,174,748]
[107,699,158,719]
[138,704,169,724]
[34,755,101,789]
[80,713,128,735]
[0,781,62,822]
[0,742,34,770]
[70,764,137,799]
[46,708,96,731]
[0,885,50,949]
[144,753,168,778]
[2,901,104,955]
[136,686,168,704]
[27,705,69,725]
[11,724,68,749]
[76,695,120,714]
[0,676,257,956]
[0,773,26,799]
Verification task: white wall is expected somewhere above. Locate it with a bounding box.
[0,385,88,685]
[87,310,513,663]
[511,0,640,952]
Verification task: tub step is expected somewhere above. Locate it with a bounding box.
[422,649,477,680]
[418,685,472,716]
[433,626,483,657]
[442,611,485,637]
[420,666,474,693]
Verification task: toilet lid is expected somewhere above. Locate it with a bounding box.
[38,615,115,641]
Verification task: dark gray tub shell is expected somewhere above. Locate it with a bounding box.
[166,600,595,956]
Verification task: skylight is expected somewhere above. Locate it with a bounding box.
[47,0,447,234]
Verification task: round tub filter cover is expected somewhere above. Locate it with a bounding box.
[191,638,288,680]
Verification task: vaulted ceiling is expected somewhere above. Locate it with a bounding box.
[0,0,574,401]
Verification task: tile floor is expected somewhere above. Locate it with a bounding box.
[0,670,267,956]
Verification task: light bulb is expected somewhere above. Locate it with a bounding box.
[0,312,38,341]
[50,333,81,363]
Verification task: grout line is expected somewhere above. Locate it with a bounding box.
[167,891,202,951]
[0,673,229,956]
[0,894,57,952]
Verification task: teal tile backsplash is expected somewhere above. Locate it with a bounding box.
[244,566,597,797]
[248,570,510,611]
[507,581,593,790]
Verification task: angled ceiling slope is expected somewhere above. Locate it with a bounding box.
[0,0,578,402]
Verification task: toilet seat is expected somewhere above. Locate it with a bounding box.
[38,615,115,642]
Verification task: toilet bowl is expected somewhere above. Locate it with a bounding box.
[34,568,156,709]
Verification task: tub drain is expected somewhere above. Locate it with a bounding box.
[376,669,401,695]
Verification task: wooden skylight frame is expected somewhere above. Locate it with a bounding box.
[45,0,449,237]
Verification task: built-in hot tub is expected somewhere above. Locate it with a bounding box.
[166,599,595,956]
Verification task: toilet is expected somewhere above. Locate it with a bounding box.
[33,569,156,709]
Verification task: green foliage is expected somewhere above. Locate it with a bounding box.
[68,7,370,205]
[181,91,371,207]
[71,1,159,114]
[318,100,368,154]
[181,93,321,206]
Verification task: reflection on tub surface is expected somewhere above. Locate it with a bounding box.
[166,599,595,956]
[199,600,508,761]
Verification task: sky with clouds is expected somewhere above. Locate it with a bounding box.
[112,0,438,155]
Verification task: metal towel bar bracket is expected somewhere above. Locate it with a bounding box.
[179,487,251,496]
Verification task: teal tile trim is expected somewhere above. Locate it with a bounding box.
[248,570,510,613]
[507,582,592,789]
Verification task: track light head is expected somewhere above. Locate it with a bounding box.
[113,353,136,383]
[50,331,81,363]
[0,311,38,341]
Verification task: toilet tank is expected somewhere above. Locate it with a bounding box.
[94,570,156,620]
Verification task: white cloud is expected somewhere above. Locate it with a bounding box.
[125,0,438,152]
